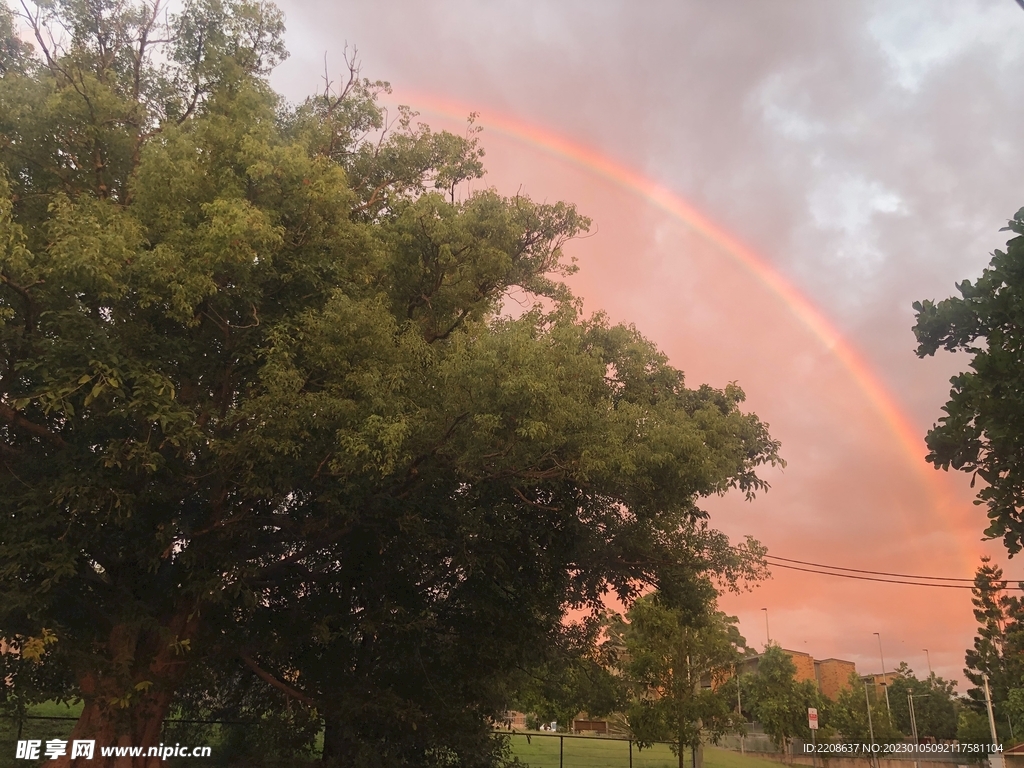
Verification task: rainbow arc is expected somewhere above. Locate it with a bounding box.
[391,88,970,550]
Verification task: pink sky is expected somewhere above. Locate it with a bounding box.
[265,0,1024,686]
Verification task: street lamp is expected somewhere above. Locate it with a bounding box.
[864,680,878,768]
[908,694,928,768]
[874,632,892,721]
[907,693,929,741]
[761,608,770,646]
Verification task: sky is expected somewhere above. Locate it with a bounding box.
[261,1,1024,687]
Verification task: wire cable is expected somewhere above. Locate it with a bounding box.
[765,560,1024,589]
[727,545,1024,589]
[762,553,981,582]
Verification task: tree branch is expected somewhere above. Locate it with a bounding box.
[0,403,67,448]
[240,652,318,708]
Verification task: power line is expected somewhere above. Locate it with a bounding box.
[762,553,980,582]
[764,560,1024,590]
[727,546,1024,589]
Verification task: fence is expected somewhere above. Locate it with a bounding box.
[3,716,983,768]
[504,732,687,768]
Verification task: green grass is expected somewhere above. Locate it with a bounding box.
[506,736,787,768]
[0,702,80,768]
[704,747,788,768]
[1,707,788,768]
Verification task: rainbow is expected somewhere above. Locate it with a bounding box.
[390,88,963,542]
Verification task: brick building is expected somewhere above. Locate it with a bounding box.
[861,671,897,702]
[740,649,858,700]
[815,658,858,700]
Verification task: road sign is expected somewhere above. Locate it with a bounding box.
[808,708,818,730]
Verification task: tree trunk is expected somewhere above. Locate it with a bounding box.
[322,717,365,766]
[51,610,198,768]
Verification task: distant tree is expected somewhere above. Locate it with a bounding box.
[0,2,32,75]
[913,208,1024,554]
[958,708,995,753]
[742,644,821,753]
[511,616,622,733]
[829,673,901,745]
[610,592,756,768]
[959,557,1024,739]
[885,663,957,741]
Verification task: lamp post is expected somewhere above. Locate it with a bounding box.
[874,632,891,721]
[761,608,770,646]
[864,680,878,768]
[908,694,928,768]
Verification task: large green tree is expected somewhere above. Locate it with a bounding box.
[913,208,1024,554]
[0,1,783,765]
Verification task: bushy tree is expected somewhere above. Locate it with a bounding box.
[742,645,821,752]
[609,590,757,768]
[828,673,901,745]
[914,208,1024,554]
[0,1,783,765]
[885,663,957,741]
[958,708,995,753]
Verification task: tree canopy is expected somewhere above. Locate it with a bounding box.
[0,1,782,765]
[741,645,820,751]
[885,663,957,741]
[827,673,901,746]
[913,209,1024,554]
[609,593,753,768]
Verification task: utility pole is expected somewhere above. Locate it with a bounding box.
[865,680,879,768]
[983,674,1005,768]
[761,608,770,646]
[874,632,892,721]
[736,665,745,755]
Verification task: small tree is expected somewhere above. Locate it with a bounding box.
[743,645,820,753]
[612,593,756,768]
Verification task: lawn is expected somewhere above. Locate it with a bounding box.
[506,735,786,768]
[0,701,80,767]
[2,708,789,768]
